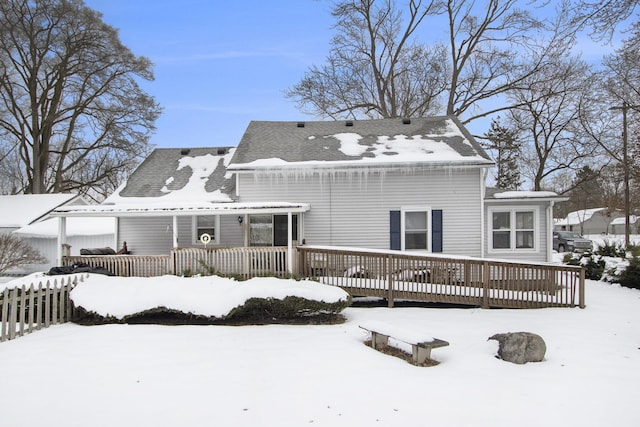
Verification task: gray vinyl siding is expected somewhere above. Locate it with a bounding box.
[118,215,243,255]
[236,167,485,257]
[484,200,551,262]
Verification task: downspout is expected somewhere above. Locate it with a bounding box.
[480,169,487,258]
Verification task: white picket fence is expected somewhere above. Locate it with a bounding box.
[0,274,86,342]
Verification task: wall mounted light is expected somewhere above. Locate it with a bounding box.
[238,216,244,224]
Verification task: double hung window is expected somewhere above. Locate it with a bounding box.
[193,216,219,244]
[490,208,536,252]
[402,208,430,251]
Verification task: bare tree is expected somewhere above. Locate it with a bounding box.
[0,0,161,198]
[508,56,601,190]
[286,0,448,119]
[288,0,584,126]
[0,233,46,274]
[443,0,584,123]
[572,0,639,40]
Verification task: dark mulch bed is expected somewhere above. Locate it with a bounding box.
[72,306,346,326]
[124,311,347,326]
[364,339,440,367]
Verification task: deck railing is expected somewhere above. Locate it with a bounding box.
[64,255,171,277]
[171,247,292,278]
[63,247,294,279]
[61,245,584,309]
[298,246,585,309]
[1,274,84,342]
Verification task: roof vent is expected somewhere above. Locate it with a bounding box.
[345,120,354,127]
[296,122,305,128]
[402,118,411,125]
[180,149,191,155]
[217,148,226,155]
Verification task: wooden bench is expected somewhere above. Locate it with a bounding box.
[360,323,449,364]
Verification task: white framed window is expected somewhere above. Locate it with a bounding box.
[193,216,220,245]
[401,206,431,251]
[488,207,537,252]
[249,214,299,247]
[249,215,273,247]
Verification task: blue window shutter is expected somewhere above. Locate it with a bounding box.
[432,209,443,252]
[390,210,401,250]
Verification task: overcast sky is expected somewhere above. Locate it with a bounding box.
[84,0,334,148]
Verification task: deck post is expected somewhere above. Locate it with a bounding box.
[579,268,586,308]
[387,254,394,308]
[482,261,490,308]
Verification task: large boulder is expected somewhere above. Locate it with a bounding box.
[488,332,546,364]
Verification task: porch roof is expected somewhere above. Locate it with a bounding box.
[49,201,311,218]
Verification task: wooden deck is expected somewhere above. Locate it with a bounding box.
[63,245,585,309]
[297,246,585,309]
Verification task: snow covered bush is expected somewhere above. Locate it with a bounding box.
[595,239,626,258]
[225,296,350,323]
[70,274,351,325]
[612,256,640,290]
[569,242,640,289]
[563,251,605,281]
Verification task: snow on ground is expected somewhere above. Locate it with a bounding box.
[0,273,639,426]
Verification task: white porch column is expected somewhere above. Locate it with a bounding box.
[172,215,179,248]
[114,217,120,249]
[57,216,67,266]
[287,211,293,274]
[547,201,555,262]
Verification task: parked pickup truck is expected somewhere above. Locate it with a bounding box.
[553,231,593,252]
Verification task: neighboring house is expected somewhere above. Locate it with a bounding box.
[609,215,639,235]
[0,194,82,234]
[554,208,623,235]
[52,116,566,263]
[13,217,115,273]
[0,194,115,274]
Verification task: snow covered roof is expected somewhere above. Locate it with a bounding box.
[51,201,310,218]
[229,116,494,170]
[107,147,236,204]
[484,189,567,202]
[0,194,82,228]
[51,146,312,218]
[610,215,638,226]
[555,208,608,226]
[13,217,115,238]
